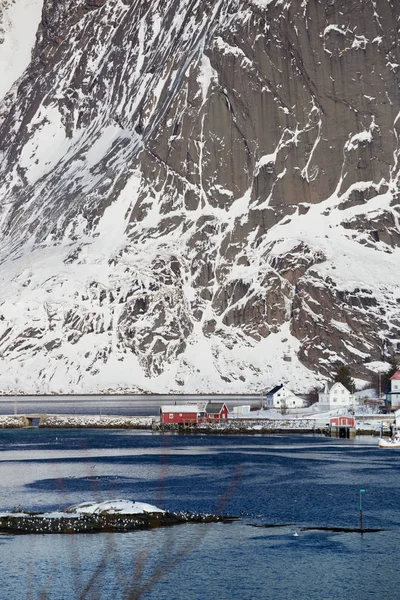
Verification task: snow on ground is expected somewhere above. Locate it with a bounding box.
[0,0,43,100]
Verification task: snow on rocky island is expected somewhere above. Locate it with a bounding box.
[0,500,238,534]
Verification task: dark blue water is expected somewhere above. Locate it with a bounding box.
[0,430,399,599]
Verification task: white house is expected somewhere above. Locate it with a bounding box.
[265,385,304,409]
[318,382,356,412]
[386,369,400,409]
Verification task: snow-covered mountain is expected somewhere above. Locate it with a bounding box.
[0,0,399,394]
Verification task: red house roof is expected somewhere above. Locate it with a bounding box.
[160,405,200,414]
[390,369,400,380]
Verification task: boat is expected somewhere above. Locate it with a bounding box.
[378,434,400,448]
[378,411,400,448]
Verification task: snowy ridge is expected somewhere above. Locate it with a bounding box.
[0,0,398,394]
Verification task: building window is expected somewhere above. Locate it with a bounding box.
[169,414,173,419]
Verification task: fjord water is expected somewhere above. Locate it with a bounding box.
[0,430,399,599]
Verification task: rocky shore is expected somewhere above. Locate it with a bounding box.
[0,415,155,429]
[0,414,386,435]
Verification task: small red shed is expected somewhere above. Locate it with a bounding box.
[160,405,200,424]
[329,415,355,427]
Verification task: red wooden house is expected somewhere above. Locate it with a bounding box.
[160,402,229,424]
[204,402,229,420]
[160,405,201,424]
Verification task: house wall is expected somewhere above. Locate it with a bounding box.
[220,406,229,419]
[269,387,293,408]
[330,416,355,427]
[161,411,198,424]
[388,393,400,409]
[318,383,354,410]
[206,406,229,420]
[286,395,304,409]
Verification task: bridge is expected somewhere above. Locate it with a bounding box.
[22,414,47,427]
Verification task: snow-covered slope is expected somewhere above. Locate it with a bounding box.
[0,0,399,394]
[0,0,43,100]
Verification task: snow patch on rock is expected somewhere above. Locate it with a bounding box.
[65,500,164,515]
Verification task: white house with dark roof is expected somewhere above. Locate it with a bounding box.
[265,385,304,409]
[386,369,400,409]
[318,382,356,412]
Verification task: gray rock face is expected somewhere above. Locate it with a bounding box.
[0,0,399,393]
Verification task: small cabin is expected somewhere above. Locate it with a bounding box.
[329,416,355,427]
[329,415,356,438]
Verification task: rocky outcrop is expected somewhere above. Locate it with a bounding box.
[0,0,399,393]
[0,509,237,534]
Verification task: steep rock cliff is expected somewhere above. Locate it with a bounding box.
[0,0,399,393]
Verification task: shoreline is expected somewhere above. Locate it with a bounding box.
[0,414,386,436]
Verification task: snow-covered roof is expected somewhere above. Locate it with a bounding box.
[160,405,200,413]
[205,401,228,413]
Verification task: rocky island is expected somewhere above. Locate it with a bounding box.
[0,500,238,535]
